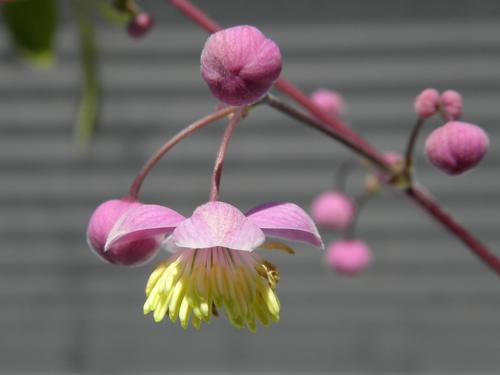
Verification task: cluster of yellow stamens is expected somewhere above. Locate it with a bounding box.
[144,247,281,331]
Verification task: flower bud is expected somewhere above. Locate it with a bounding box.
[425,121,489,175]
[310,191,355,230]
[87,199,161,266]
[326,239,371,274]
[414,88,440,118]
[127,12,154,38]
[200,25,282,106]
[310,89,344,118]
[440,90,462,121]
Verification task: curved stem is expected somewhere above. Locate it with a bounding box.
[126,106,237,200]
[344,192,371,240]
[265,94,390,171]
[404,118,425,173]
[406,186,500,275]
[209,108,244,201]
[334,161,355,192]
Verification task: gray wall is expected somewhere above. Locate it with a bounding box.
[1,0,500,373]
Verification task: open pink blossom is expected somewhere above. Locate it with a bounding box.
[86,199,181,266]
[326,239,372,275]
[109,200,322,330]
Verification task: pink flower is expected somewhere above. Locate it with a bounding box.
[310,89,344,118]
[127,12,154,38]
[87,199,182,266]
[440,90,462,121]
[425,121,489,175]
[310,191,355,230]
[108,200,322,330]
[414,88,440,119]
[326,239,372,274]
[200,25,282,106]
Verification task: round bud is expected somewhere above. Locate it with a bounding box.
[127,12,154,38]
[87,199,161,266]
[425,121,489,175]
[200,25,282,106]
[310,191,355,230]
[414,88,440,118]
[440,90,462,121]
[326,239,372,274]
[310,89,344,118]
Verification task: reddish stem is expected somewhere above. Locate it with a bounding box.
[406,187,500,274]
[209,109,243,201]
[168,0,500,274]
[126,106,237,200]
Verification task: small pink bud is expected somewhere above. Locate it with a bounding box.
[326,239,372,275]
[310,191,355,230]
[414,88,440,118]
[310,89,344,118]
[374,151,404,180]
[127,12,154,38]
[200,25,282,106]
[425,121,489,175]
[87,199,161,266]
[440,90,462,121]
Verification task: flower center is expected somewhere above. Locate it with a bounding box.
[143,247,280,331]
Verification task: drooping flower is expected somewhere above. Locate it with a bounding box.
[106,201,322,331]
[200,25,282,106]
[310,191,355,230]
[414,88,440,119]
[310,89,345,118]
[326,239,371,274]
[425,121,489,175]
[87,199,182,266]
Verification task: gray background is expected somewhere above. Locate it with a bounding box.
[1,0,500,373]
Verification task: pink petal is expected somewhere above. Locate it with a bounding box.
[169,201,265,251]
[246,202,324,248]
[105,204,185,251]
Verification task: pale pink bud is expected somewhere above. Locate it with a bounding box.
[87,199,161,266]
[200,25,282,106]
[414,88,440,118]
[127,12,154,38]
[310,89,344,118]
[440,90,462,121]
[425,121,489,175]
[326,239,372,274]
[310,191,355,230]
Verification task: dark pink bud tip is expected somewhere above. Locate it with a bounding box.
[425,121,489,175]
[414,88,440,119]
[326,240,372,275]
[87,199,161,266]
[127,12,154,38]
[310,191,355,230]
[440,90,463,121]
[200,25,282,106]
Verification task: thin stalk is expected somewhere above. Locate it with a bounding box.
[334,161,355,192]
[126,106,238,200]
[344,193,371,240]
[404,118,425,173]
[209,108,244,201]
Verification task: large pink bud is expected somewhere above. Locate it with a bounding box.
[310,89,344,118]
[425,121,489,175]
[200,25,282,106]
[414,88,440,119]
[326,239,372,275]
[86,199,161,266]
[310,191,355,230]
[440,90,462,121]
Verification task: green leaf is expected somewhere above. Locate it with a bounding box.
[95,0,131,26]
[73,0,101,149]
[2,0,58,67]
